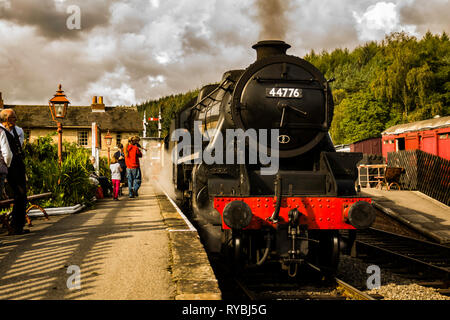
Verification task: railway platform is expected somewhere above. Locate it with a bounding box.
[361,188,450,245]
[0,182,221,300]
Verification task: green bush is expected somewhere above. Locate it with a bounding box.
[22,134,109,208]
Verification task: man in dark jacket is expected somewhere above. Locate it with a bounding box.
[114,143,127,186]
[0,109,28,235]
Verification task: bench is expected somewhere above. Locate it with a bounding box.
[1,192,52,231]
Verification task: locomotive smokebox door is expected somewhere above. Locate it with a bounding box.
[230,40,334,158]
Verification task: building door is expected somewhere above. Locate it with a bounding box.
[396,138,405,151]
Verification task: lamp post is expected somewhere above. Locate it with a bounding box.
[104,130,113,165]
[49,84,70,166]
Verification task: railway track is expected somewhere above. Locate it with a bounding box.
[232,263,376,300]
[209,254,377,301]
[354,228,450,293]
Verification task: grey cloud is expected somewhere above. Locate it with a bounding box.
[181,25,213,55]
[0,0,448,107]
[0,0,111,39]
[285,0,374,54]
[399,0,450,34]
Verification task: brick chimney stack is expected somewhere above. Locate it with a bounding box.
[91,95,105,112]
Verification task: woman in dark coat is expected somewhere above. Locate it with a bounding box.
[114,143,127,187]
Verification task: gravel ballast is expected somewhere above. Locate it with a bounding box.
[337,255,449,300]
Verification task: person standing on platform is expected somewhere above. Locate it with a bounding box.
[109,155,122,201]
[124,136,142,198]
[114,143,127,192]
[0,149,8,200]
[0,108,28,235]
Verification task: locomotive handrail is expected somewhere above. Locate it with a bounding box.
[254,76,322,85]
[191,77,234,112]
[273,123,328,130]
[323,78,335,131]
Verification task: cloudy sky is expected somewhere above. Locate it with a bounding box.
[0,0,448,106]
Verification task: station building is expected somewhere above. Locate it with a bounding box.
[0,92,143,158]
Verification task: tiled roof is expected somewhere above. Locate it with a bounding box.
[6,105,142,132]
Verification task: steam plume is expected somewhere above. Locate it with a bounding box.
[256,0,291,40]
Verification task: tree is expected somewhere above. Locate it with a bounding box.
[330,91,390,144]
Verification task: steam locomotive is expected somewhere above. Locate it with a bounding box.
[167,41,376,276]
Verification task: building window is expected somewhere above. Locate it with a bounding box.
[116,133,122,146]
[78,130,89,146]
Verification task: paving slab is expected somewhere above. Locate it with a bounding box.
[155,190,221,300]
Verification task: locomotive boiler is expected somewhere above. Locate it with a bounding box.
[168,41,376,276]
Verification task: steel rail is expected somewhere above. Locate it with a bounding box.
[335,278,376,300]
[356,228,450,276]
[306,262,376,300]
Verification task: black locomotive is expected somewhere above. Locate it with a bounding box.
[167,41,375,276]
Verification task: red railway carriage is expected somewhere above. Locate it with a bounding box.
[382,116,450,161]
[350,137,382,155]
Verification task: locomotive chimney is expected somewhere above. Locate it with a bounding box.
[252,40,291,60]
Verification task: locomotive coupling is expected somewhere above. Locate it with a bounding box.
[222,200,253,230]
[288,208,300,227]
[345,201,376,229]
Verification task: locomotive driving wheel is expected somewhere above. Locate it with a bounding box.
[233,234,242,265]
[221,229,246,272]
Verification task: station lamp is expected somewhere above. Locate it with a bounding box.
[49,84,70,166]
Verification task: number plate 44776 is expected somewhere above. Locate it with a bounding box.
[266,87,303,98]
